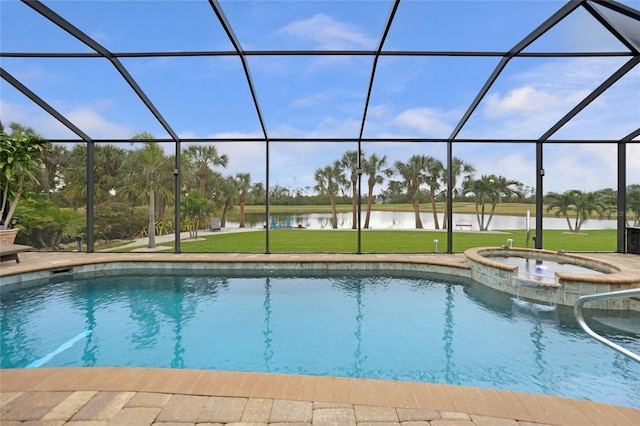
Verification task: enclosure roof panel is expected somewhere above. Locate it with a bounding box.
[0,0,638,145]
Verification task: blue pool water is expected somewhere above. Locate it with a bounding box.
[1,269,639,408]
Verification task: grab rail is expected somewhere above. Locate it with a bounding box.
[574,288,640,363]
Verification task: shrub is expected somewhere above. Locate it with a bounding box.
[94,202,147,241]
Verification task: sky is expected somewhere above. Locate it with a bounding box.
[1,0,639,196]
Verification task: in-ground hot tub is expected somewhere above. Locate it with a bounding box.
[464,247,640,311]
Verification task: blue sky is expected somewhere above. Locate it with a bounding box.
[1,0,639,196]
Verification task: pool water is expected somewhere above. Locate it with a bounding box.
[1,269,639,408]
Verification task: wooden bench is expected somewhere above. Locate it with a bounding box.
[0,244,32,263]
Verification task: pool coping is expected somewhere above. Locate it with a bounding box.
[0,252,472,288]
[2,367,640,425]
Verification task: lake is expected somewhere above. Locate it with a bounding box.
[224,211,617,231]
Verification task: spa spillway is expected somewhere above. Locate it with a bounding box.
[465,247,640,310]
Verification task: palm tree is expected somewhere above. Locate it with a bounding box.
[545,191,576,231]
[463,174,523,231]
[573,190,605,232]
[184,145,228,198]
[488,175,523,230]
[249,182,266,205]
[39,144,69,201]
[59,143,89,211]
[593,188,616,220]
[121,138,172,248]
[627,184,640,227]
[219,175,238,228]
[462,175,493,231]
[235,173,251,228]
[393,155,430,229]
[441,158,476,229]
[340,150,360,229]
[362,153,392,229]
[94,144,126,205]
[546,189,604,233]
[423,156,444,229]
[314,162,344,229]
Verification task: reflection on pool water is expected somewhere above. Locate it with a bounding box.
[1,269,639,408]
[488,255,605,279]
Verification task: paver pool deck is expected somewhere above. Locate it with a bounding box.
[1,250,639,425]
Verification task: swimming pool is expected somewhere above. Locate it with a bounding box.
[1,269,639,408]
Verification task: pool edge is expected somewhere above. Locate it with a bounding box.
[2,367,639,425]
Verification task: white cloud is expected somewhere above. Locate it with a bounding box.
[177,131,199,140]
[266,117,361,139]
[515,58,625,91]
[494,151,533,180]
[278,13,374,50]
[393,107,455,137]
[484,86,588,119]
[543,144,619,192]
[65,106,132,139]
[9,63,50,83]
[207,130,263,140]
[292,92,332,108]
[465,57,637,140]
[309,117,361,138]
[2,96,136,139]
[1,99,76,139]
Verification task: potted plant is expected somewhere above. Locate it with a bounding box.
[0,129,47,244]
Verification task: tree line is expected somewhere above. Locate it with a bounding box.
[2,122,639,249]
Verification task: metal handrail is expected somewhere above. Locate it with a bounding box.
[574,288,640,363]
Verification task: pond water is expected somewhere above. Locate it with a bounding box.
[225,211,617,231]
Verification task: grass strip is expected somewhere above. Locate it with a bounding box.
[152,229,617,253]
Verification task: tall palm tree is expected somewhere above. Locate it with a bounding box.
[121,139,172,248]
[441,158,476,229]
[423,156,444,229]
[362,153,392,229]
[393,155,430,229]
[235,173,251,228]
[59,144,88,211]
[314,162,344,229]
[340,150,360,229]
[39,144,69,201]
[184,145,228,198]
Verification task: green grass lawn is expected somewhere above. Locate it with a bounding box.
[153,228,617,253]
